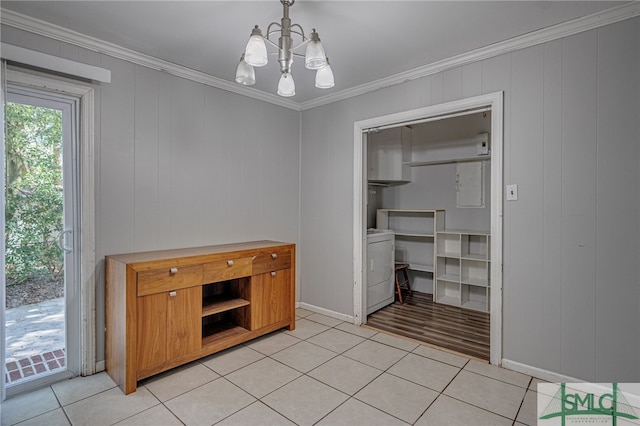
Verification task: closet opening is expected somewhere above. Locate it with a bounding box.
[352,93,503,365]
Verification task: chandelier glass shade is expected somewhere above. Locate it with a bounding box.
[244,26,268,67]
[235,0,335,97]
[315,57,334,89]
[277,72,296,97]
[304,30,327,70]
[235,54,256,86]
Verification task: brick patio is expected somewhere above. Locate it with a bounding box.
[4,348,66,385]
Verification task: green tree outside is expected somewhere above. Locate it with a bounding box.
[5,102,64,286]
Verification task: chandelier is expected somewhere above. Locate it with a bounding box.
[235,0,335,97]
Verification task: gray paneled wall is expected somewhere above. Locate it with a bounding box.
[1,14,638,383]
[1,26,301,363]
[300,17,640,382]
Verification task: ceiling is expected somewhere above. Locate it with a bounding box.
[0,1,627,105]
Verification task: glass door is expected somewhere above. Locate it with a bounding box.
[3,83,80,397]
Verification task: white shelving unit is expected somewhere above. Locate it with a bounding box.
[435,229,491,311]
[376,209,445,275]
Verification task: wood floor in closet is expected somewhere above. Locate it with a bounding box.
[366,291,490,360]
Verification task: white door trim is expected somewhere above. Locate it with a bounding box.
[6,68,97,376]
[352,92,504,365]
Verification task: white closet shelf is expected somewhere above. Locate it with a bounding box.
[462,300,486,311]
[461,278,489,287]
[436,295,460,306]
[461,254,490,261]
[404,155,490,167]
[407,263,434,273]
[394,232,434,238]
[436,273,460,282]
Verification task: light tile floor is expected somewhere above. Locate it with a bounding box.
[1,308,542,426]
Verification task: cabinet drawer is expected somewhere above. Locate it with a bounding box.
[252,249,292,275]
[137,264,203,296]
[203,257,252,283]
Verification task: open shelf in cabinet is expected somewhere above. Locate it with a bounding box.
[436,232,460,257]
[461,259,489,287]
[201,278,250,344]
[202,321,250,347]
[435,280,460,306]
[202,297,250,317]
[461,234,490,260]
[436,256,460,281]
[461,284,489,311]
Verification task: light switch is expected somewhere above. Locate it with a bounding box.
[506,184,518,201]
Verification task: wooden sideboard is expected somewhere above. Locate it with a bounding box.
[105,240,295,394]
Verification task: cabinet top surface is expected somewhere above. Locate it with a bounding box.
[106,240,295,265]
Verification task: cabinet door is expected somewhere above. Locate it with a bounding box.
[251,270,291,330]
[167,286,202,360]
[368,127,412,182]
[137,286,202,374]
[137,292,167,373]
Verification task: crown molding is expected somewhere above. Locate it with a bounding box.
[2,2,639,112]
[300,1,640,111]
[0,8,301,111]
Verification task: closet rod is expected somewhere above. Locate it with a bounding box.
[365,106,491,133]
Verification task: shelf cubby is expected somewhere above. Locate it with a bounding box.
[435,230,490,312]
[201,279,251,343]
[435,280,461,306]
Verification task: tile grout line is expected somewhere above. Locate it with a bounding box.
[5,311,539,425]
[439,366,530,424]
[511,376,535,425]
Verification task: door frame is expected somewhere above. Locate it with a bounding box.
[352,92,504,366]
[2,68,96,397]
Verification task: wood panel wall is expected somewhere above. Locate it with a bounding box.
[300,17,640,382]
[1,15,638,383]
[1,25,302,363]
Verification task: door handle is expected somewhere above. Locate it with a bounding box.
[58,229,73,253]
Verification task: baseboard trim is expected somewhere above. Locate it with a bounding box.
[94,360,105,373]
[501,358,584,383]
[297,302,354,323]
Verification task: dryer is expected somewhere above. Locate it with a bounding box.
[366,229,395,315]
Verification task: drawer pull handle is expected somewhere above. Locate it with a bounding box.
[271,253,277,259]
[271,271,276,277]
[169,291,177,297]
[170,267,178,274]
[227,260,234,266]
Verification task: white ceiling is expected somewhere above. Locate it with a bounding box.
[0,1,627,105]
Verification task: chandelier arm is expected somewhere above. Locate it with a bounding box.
[289,24,307,41]
[265,22,282,41]
[264,38,280,50]
[291,39,309,51]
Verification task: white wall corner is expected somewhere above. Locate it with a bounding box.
[297,302,355,323]
[501,359,585,384]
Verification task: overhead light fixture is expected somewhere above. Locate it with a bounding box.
[235,0,335,97]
